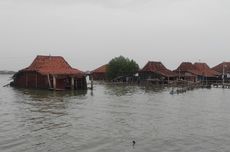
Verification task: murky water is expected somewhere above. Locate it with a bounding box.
[1,75,230,152]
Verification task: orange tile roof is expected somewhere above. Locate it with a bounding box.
[92,64,108,74]
[193,62,220,77]
[175,62,219,77]
[22,55,83,76]
[140,61,177,77]
[174,62,200,75]
[212,62,230,74]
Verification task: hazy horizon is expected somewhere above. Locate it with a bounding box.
[0,0,230,71]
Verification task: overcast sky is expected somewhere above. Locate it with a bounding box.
[0,0,230,71]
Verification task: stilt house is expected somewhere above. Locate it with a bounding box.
[212,62,230,81]
[12,55,86,90]
[91,64,108,80]
[194,63,219,82]
[139,61,177,84]
[174,62,200,82]
[174,62,219,82]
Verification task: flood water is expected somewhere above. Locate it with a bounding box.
[1,75,230,152]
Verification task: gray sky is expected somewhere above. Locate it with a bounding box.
[0,0,230,71]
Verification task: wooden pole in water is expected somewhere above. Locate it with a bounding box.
[91,75,93,90]
[47,74,51,89]
[223,64,225,87]
[75,79,78,89]
[36,72,38,88]
[53,75,56,90]
[26,72,28,88]
[71,77,74,90]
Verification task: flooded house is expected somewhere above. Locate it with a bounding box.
[11,55,87,90]
[91,64,108,80]
[174,62,219,83]
[193,62,220,83]
[212,62,230,82]
[174,62,200,82]
[138,61,177,84]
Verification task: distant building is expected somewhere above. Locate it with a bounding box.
[212,62,230,81]
[193,63,219,82]
[174,62,199,82]
[174,62,219,82]
[139,61,177,84]
[91,64,108,80]
[11,55,86,90]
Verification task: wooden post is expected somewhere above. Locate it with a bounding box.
[223,64,225,86]
[36,72,38,88]
[47,74,51,89]
[81,78,83,89]
[71,77,74,90]
[53,75,56,90]
[91,75,93,90]
[75,79,78,89]
[26,72,28,88]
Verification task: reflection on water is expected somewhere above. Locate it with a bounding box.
[1,75,230,152]
[104,84,139,96]
[15,87,87,99]
[104,84,166,96]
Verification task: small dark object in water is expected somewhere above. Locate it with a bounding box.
[132,140,136,146]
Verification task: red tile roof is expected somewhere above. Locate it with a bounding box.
[212,62,230,74]
[175,62,219,77]
[174,62,200,75]
[92,64,108,74]
[22,55,83,76]
[140,61,177,77]
[194,62,220,77]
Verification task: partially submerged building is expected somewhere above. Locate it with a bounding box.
[174,62,199,82]
[212,62,230,81]
[194,63,219,82]
[139,61,177,84]
[174,62,219,83]
[11,55,86,90]
[91,64,108,80]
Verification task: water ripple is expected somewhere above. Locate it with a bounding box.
[1,75,230,152]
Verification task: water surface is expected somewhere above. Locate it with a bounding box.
[1,75,230,152]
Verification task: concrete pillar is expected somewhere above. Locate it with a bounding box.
[71,77,74,90]
[53,75,56,90]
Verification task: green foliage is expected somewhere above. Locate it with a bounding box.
[107,56,139,80]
